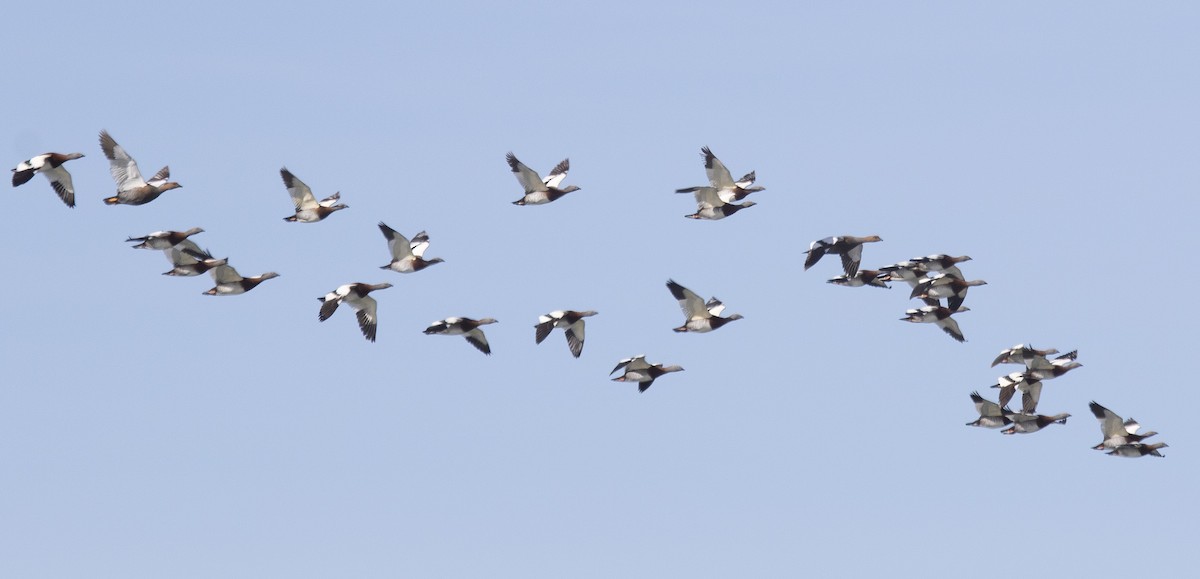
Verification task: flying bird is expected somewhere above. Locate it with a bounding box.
[991,344,1060,369]
[99,130,182,205]
[675,146,764,204]
[318,282,393,342]
[610,355,684,392]
[125,227,204,250]
[901,305,969,342]
[378,222,444,273]
[506,153,580,206]
[1089,401,1159,451]
[202,265,279,296]
[11,152,84,207]
[1001,412,1070,435]
[534,310,598,358]
[424,317,498,354]
[1107,443,1168,458]
[804,235,883,277]
[280,167,347,222]
[666,280,743,333]
[162,242,227,276]
[966,391,1017,428]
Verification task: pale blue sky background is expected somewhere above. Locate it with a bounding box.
[2,1,1197,576]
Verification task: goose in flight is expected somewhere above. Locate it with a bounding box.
[318,282,393,342]
[804,235,883,277]
[507,152,579,206]
[162,241,226,276]
[280,167,348,222]
[675,146,764,204]
[666,279,743,333]
[12,152,84,207]
[202,265,279,296]
[535,310,597,358]
[900,305,969,342]
[99,130,182,205]
[378,222,444,273]
[1089,401,1159,450]
[424,317,498,354]
[966,391,1016,428]
[125,227,204,250]
[610,355,684,392]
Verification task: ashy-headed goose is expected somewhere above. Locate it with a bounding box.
[378,222,444,273]
[910,254,972,274]
[966,391,1017,428]
[507,153,579,206]
[1089,401,1159,450]
[1107,442,1168,458]
[610,355,684,392]
[804,235,883,277]
[12,152,84,207]
[827,269,891,289]
[163,242,226,276]
[878,261,925,288]
[1028,351,1082,381]
[281,167,347,222]
[989,371,1043,414]
[666,279,743,333]
[910,273,986,312]
[901,305,969,342]
[202,265,279,296]
[126,227,204,250]
[318,282,392,342]
[682,187,756,220]
[424,317,498,354]
[99,130,182,205]
[675,146,765,204]
[535,310,597,358]
[991,344,1060,370]
[1001,412,1069,435]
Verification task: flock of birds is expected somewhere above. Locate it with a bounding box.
[11,135,1167,457]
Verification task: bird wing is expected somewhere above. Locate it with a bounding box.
[99,130,146,190]
[701,146,734,188]
[280,168,318,210]
[147,166,170,187]
[1089,401,1127,438]
[377,222,413,260]
[666,280,709,321]
[1019,381,1043,414]
[464,328,491,354]
[534,316,555,344]
[543,158,569,189]
[611,355,648,375]
[705,297,726,317]
[506,153,546,193]
[352,296,379,342]
[804,238,833,270]
[409,231,431,258]
[841,243,864,277]
[166,239,205,266]
[938,316,965,342]
[210,264,243,284]
[44,165,76,207]
[691,186,726,208]
[564,320,585,358]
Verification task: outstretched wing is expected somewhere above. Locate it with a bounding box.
[280,167,318,210]
[666,279,709,321]
[543,158,569,189]
[378,221,413,260]
[506,152,546,193]
[700,146,734,188]
[99,130,146,191]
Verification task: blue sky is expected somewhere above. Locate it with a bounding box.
[2,1,1197,576]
